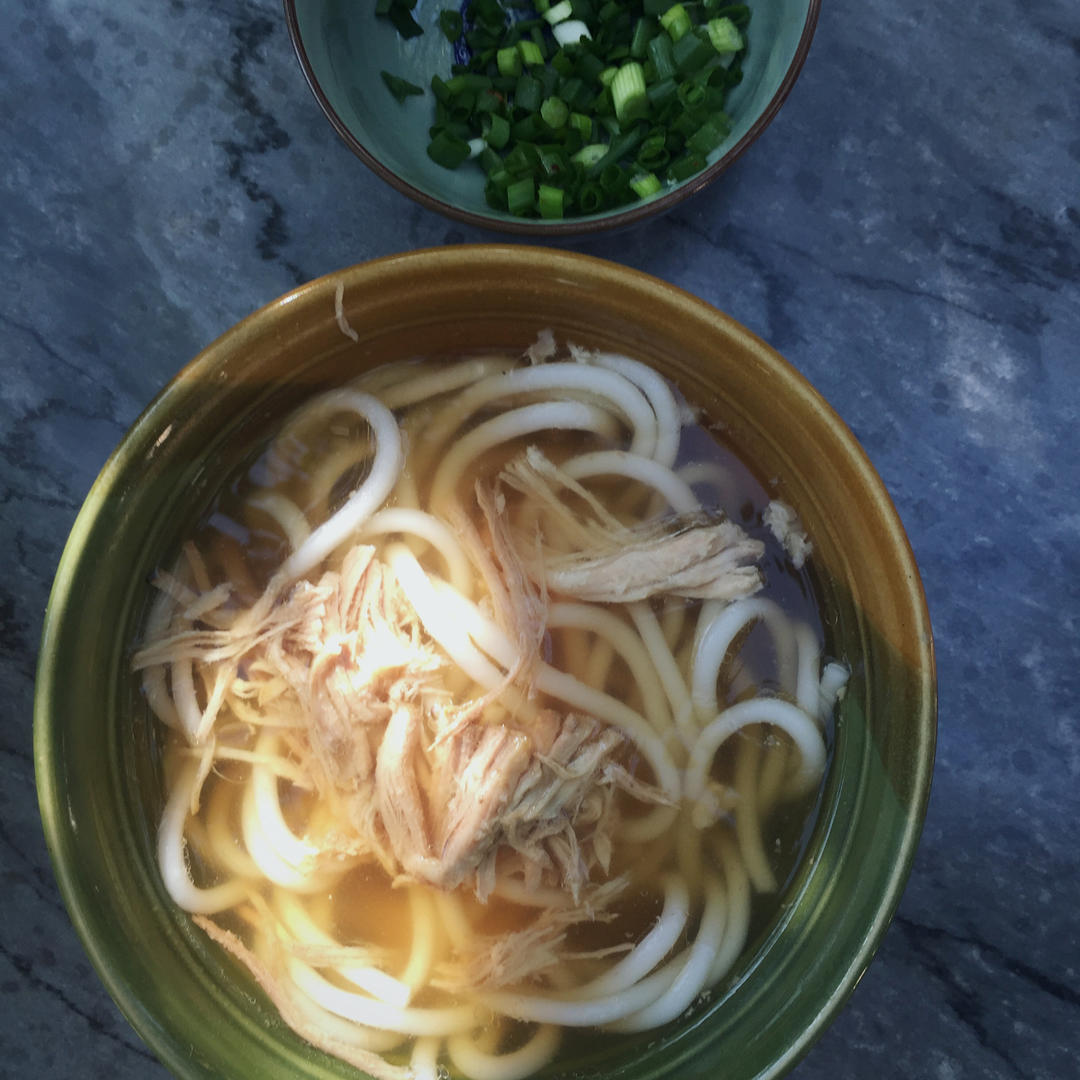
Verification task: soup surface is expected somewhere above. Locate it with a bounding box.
[134,335,846,1080]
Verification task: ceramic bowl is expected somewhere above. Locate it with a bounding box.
[283,0,820,234]
[35,246,935,1079]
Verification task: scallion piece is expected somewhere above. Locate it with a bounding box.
[506,176,536,215]
[438,9,464,41]
[706,16,744,52]
[630,16,657,59]
[647,34,676,81]
[666,150,706,181]
[480,145,503,174]
[636,131,670,169]
[497,45,523,77]
[578,181,604,212]
[646,76,678,108]
[380,70,425,103]
[569,111,593,139]
[571,142,609,167]
[541,95,570,128]
[659,3,692,42]
[518,39,546,66]
[427,129,472,169]
[611,61,648,124]
[630,171,662,197]
[544,0,574,24]
[511,114,545,142]
[515,72,543,112]
[538,183,565,218]
[673,29,715,74]
[686,114,730,155]
[484,113,511,149]
[552,19,592,45]
[380,0,424,39]
[575,51,606,84]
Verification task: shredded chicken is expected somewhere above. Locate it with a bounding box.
[499,447,765,603]
[434,876,629,992]
[763,499,813,569]
[376,707,647,900]
[140,522,660,900]
[193,915,411,1080]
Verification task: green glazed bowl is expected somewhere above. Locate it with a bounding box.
[283,0,820,234]
[35,246,935,1079]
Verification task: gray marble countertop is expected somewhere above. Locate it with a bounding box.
[3,0,1078,1077]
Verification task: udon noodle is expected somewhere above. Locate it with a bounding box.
[134,330,848,1080]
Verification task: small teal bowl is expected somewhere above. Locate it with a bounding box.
[284,0,820,234]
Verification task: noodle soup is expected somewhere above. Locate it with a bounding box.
[135,336,847,1080]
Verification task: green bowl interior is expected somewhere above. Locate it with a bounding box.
[35,246,935,1080]
[287,0,818,231]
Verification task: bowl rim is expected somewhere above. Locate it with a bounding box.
[281,0,822,235]
[35,244,936,1079]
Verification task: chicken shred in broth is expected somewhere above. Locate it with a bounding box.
[134,331,848,1080]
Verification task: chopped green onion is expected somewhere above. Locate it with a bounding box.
[479,145,503,174]
[587,122,647,175]
[575,51,606,84]
[484,113,511,148]
[427,129,472,168]
[497,46,522,77]
[673,29,715,74]
[511,114,545,142]
[379,0,424,39]
[630,16,657,58]
[515,72,543,112]
[518,39,545,66]
[438,9,464,41]
[538,184,565,218]
[677,78,708,110]
[630,171,662,197]
[388,0,750,218]
[541,95,570,128]
[659,3,692,42]
[646,76,678,108]
[636,131,670,169]
[537,145,570,178]
[611,61,647,124]
[647,33,676,81]
[380,70,424,103]
[666,150,706,181]
[559,76,589,109]
[552,19,592,45]
[506,176,536,215]
[706,16,744,52]
[686,114,730,155]
[705,1,750,28]
[569,111,593,139]
[578,181,604,212]
[571,142,608,167]
[544,0,574,23]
